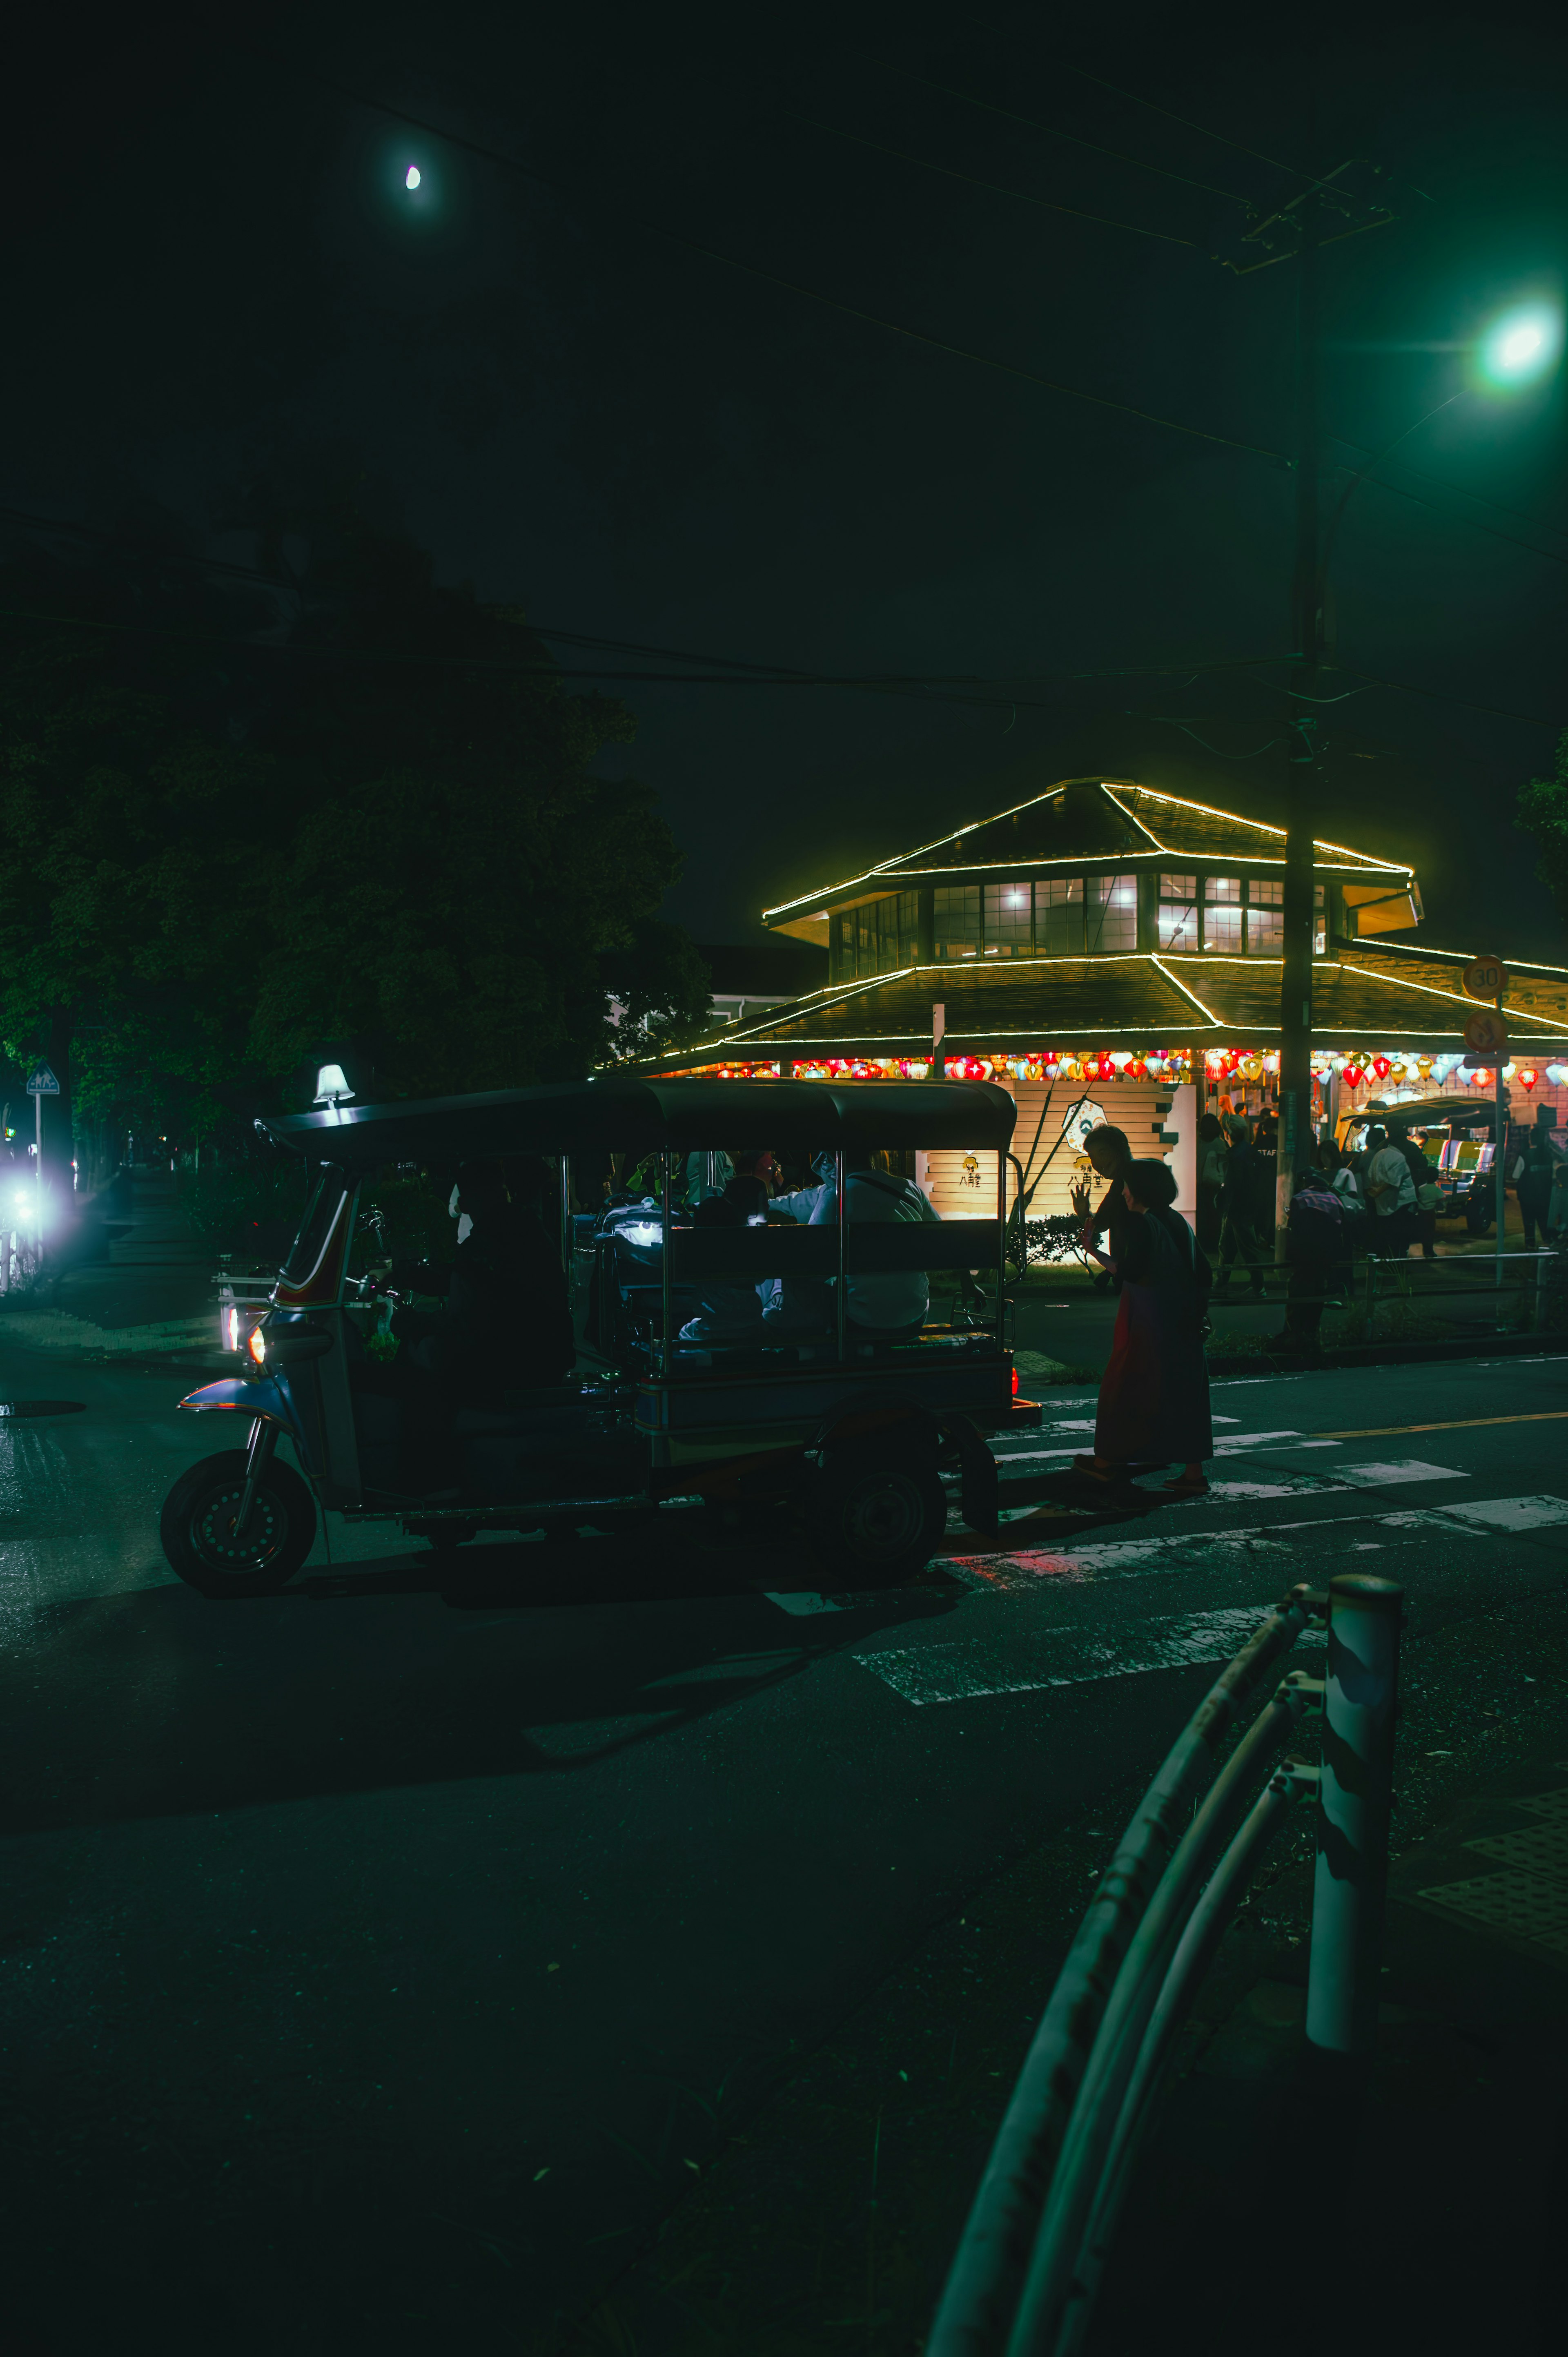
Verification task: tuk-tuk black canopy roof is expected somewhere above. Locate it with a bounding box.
[1354,1093,1503,1131]
[261,1076,1018,1171]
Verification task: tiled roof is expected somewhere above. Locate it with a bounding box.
[762,778,1409,922]
[641,946,1568,1067]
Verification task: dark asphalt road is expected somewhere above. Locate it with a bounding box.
[2,1340,1566,2351]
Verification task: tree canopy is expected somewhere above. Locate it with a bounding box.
[1519,729,1568,931]
[0,520,708,1152]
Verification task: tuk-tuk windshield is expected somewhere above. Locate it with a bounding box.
[281,1165,353,1288]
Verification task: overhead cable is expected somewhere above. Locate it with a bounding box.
[233,46,1284,464]
[787,110,1196,245]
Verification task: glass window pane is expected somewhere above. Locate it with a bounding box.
[884,899,904,972]
[898,890,920,962]
[836,913,857,975]
[1205,875,1241,902]
[1159,872,1196,901]
[984,880,1033,956]
[933,884,981,960]
[1088,874,1137,954]
[1205,902,1243,953]
[1247,905,1284,954]
[1036,876,1083,955]
[1158,899,1198,950]
[1248,878,1284,907]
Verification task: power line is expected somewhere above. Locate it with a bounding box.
[1051,56,1338,195]
[1335,660,1559,729]
[0,596,1294,705]
[1330,437,1568,553]
[1341,460,1568,569]
[884,66,1254,207]
[235,46,1283,464]
[786,109,1196,245]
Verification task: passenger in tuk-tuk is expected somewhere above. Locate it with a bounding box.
[764,1149,938,1342]
[678,1173,770,1345]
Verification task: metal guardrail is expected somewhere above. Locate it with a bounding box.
[930,1572,1403,2357]
[1359,1246,1561,1334]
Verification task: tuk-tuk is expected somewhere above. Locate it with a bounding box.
[158,1077,1041,1598]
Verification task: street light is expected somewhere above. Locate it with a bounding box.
[1477,301,1562,390]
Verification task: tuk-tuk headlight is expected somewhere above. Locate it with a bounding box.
[247,1325,267,1368]
[225,1305,241,1353]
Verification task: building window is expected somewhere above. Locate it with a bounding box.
[1088,873,1137,954]
[872,896,900,974]
[1158,872,1198,951]
[835,912,857,977]
[1204,875,1242,953]
[899,889,920,963]
[1314,883,1326,956]
[933,884,981,960]
[1247,876,1283,955]
[984,880,1033,956]
[1036,876,1084,954]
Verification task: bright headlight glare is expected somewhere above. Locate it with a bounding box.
[226,1305,241,1352]
[247,1326,267,1367]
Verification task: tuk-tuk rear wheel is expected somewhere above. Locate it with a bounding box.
[160,1448,317,1598]
[802,1445,946,1587]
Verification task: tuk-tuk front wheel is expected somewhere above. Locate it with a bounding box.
[802,1445,946,1587]
[160,1448,317,1598]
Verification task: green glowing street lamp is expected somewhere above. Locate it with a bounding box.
[1477,301,1562,390]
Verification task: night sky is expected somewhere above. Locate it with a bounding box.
[7,4,1567,958]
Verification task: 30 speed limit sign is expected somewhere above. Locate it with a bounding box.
[1463,952,1510,1001]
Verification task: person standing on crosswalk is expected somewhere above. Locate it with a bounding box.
[1074,1159,1215,1496]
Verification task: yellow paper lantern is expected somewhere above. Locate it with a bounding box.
[1241,1055,1264,1082]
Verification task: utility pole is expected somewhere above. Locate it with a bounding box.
[1218,162,1396,1256]
[1277,226,1322,1252]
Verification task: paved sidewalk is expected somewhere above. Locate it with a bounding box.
[1088,1756,1568,2357]
[0,1171,217,1358]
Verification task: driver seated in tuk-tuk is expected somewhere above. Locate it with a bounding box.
[764,1149,938,1344]
[390,1159,574,1396]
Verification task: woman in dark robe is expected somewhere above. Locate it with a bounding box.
[1074,1158,1214,1495]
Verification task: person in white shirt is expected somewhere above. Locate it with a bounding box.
[766,1150,938,1339]
[1363,1124,1417,1258]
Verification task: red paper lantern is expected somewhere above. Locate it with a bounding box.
[1372,1055,1392,1081]
[1096,1055,1115,1081]
[1344,1064,1365,1088]
[1130,1058,1148,1080]
[1520,1068,1539,1090]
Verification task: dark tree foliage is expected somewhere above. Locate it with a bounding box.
[0,520,705,1145]
[1519,730,1568,928]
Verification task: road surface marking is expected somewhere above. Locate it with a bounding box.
[938,1492,1568,1595]
[1430,1495,1568,1532]
[1314,1411,1568,1440]
[855,1605,1323,1707]
[1336,1458,1466,1486]
[763,1590,845,1615]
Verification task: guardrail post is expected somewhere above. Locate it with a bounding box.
[1305,1573,1403,2057]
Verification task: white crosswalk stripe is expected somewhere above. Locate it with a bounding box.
[855,1605,1324,1708]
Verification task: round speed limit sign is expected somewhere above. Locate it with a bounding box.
[1463,952,1510,1001]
